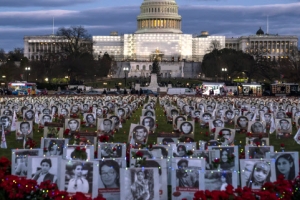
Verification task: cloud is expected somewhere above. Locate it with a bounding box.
[0,3,299,51]
[0,0,97,7]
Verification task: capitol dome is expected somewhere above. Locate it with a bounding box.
[256,27,264,35]
[135,0,182,34]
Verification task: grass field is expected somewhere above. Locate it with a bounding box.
[2,96,300,161]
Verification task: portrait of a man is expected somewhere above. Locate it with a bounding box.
[109,115,120,129]
[41,114,52,126]
[201,113,212,125]
[225,110,234,121]
[132,125,148,144]
[0,116,11,131]
[16,121,32,140]
[237,116,248,129]
[219,128,232,145]
[101,119,113,134]
[213,119,224,128]
[24,110,35,121]
[118,108,125,117]
[142,117,155,130]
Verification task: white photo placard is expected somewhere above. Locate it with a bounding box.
[97,158,125,200]
[27,156,61,187]
[98,143,126,159]
[41,138,69,156]
[208,146,239,171]
[240,159,276,191]
[204,170,238,191]
[11,149,43,177]
[245,146,274,159]
[120,168,160,200]
[60,160,98,198]
[63,145,94,161]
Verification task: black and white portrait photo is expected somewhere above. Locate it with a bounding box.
[246,137,269,146]
[11,149,43,177]
[214,127,235,146]
[240,159,276,190]
[224,110,235,122]
[236,116,249,130]
[249,121,265,134]
[245,146,274,159]
[83,113,96,127]
[209,146,238,171]
[117,108,126,118]
[16,121,33,140]
[171,143,196,157]
[65,119,80,132]
[141,116,156,131]
[2,109,13,116]
[204,171,236,191]
[42,108,51,115]
[109,115,120,130]
[23,109,35,121]
[170,157,205,199]
[120,168,159,200]
[201,112,212,126]
[192,150,220,170]
[70,105,80,114]
[40,114,52,126]
[143,109,155,117]
[276,119,292,138]
[59,108,69,117]
[98,159,122,189]
[63,145,94,161]
[27,156,60,186]
[61,160,98,198]
[98,143,125,158]
[178,121,194,137]
[41,138,68,156]
[0,116,12,131]
[173,115,187,130]
[129,124,149,145]
[129,159,168,200]
[98,119,114,135]
[267,152,299,181]
[157,137,178,145]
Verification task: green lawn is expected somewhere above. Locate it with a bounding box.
[2,97,300,161]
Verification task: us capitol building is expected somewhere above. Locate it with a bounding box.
[24,0,298,78]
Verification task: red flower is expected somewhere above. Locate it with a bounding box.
[280,143,285,147]
[172,191,181,197]
[75,146,81,151]
[99,135,109,142]
[211,128,216,133]
[135,151,144,158]
[64,129,70,136]
[81,148,86,152]
[113,147,117,151]
[218,130,223,137]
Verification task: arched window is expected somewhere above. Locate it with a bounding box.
[136,65,139,70]
[143,65,146,70]
[149,65,152,71]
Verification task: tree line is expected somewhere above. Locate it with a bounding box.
[0,26,115,85]
[201,46,300,84]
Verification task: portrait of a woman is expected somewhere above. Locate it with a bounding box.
[246,161,271,190]
[99,160,120,188]
[67,162,89,193]
[275,154,295,180]
[219,148,235,170]
[173,145,187,157]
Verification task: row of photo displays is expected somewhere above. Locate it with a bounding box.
[11,140,299,200]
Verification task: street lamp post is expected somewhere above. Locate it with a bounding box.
[221,68,227,81]
[25,67,31,81]
[123,67,129,87]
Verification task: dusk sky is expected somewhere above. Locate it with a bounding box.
[0,0,299,52]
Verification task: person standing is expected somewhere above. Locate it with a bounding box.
[131,170,150,200]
